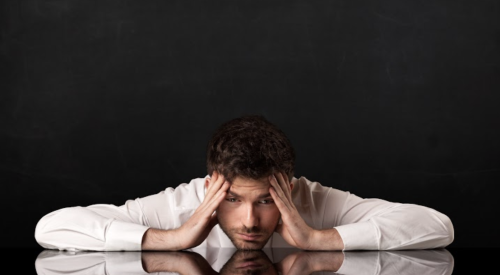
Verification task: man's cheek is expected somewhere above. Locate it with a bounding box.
[216,204,234,222]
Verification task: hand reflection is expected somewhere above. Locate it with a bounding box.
[141,250,218,275]
[35,248,453,275]
[276,250,344,275]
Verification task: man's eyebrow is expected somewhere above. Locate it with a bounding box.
[227,190,241,197]
[227,190,272,199]
[257,193,272,199]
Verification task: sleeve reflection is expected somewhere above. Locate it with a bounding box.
[35,248,453,275]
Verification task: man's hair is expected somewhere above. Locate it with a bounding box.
[206,115,295,182]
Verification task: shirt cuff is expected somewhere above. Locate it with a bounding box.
[334,221,380,250]
[104,220,150,251]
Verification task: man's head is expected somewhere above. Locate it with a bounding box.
[207,114,295,182]
[205,115,296,249]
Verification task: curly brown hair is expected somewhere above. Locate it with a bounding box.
[206,115,295,182]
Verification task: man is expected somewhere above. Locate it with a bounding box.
[35,115,454,251]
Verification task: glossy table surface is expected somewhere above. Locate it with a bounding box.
[15,247,497,275]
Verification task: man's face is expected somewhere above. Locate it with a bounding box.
[215,176,281,250]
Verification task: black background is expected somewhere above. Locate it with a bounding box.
[1,0,499,250]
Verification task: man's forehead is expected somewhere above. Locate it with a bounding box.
[227,177,272,198]
[230,176,270,188]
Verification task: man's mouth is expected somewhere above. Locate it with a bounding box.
[238,233,262,241]
[235,261,262,269]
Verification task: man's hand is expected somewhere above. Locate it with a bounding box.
[269,172,315,249]
[174,171,230,249]
[269,172,344,250]
[142,171,229,250]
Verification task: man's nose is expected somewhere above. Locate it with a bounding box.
[242,203,259,228]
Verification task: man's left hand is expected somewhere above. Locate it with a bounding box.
[269,172,317,250]
[269,172,344,250]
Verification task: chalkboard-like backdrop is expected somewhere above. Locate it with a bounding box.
[1,0,498,250]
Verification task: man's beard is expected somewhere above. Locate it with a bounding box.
[219,224,276,250]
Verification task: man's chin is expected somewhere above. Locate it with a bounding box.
[233,240,267,250]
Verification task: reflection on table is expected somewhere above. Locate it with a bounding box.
[35,247,454,275]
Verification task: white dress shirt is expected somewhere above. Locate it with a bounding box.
[34,175,454,251]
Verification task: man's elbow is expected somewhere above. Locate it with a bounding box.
[440,213,455,247]
[34,214,53,249]
[34,208,68,250]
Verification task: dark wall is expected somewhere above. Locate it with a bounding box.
[1,0,499,248]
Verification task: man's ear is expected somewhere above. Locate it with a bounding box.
[283,172,294,191]
[205,178,210,189]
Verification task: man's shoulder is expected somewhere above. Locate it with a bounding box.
[293,176,328,189]
[292,176,347,197]
[160,176,208,202]
[169,176,207,186]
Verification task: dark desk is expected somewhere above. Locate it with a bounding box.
[17,247,495,274]
[33,247,456,275]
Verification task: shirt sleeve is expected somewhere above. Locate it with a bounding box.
[34,177,207,251]
[334,191,454,250]
[298,177,455,251]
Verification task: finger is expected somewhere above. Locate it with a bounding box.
[269,174,288,204]
[209,170,218,186]
[196,179,228,215]
[276,172,293,201]
[205,172,225,200]
[281,171,291,188]
[204,171,218,198]
[275,172,290,196]
[270,184,291,213]
[203,181,230,213]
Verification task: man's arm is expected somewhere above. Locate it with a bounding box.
[269,173,344,250]
[141,172,229,250]
[35,204,151,251]
[332,196,454,250]
[270,172,454,250]
[35,172,229,251]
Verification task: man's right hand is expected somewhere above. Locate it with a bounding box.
[142,171,230,250]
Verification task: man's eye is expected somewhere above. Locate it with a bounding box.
[259,200,274,204]
[226,198,237,202]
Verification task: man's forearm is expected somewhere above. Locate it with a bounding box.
[142,228,183,251]
[309,228,344,250]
